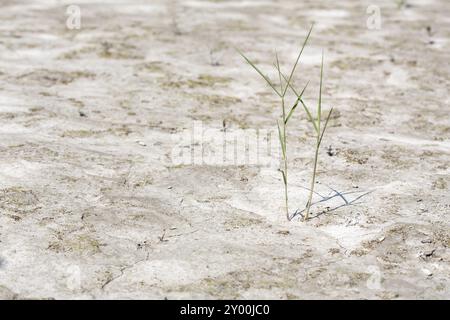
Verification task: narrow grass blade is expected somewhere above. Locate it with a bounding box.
[276,120,286,158]
[285,100,299,124]
[237,48,281,97]
[317,50,324,132]
[276,61,309,101]
[280,169,287,185]
[300,99,319,133]
[275,51,283,93]
[282,23,314,96]
[318,107,333,146]
[277,69,316,129]
[285,81,309,124]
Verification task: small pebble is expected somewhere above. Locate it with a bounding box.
[422,268,433,277]
[422,249,436,258]
[136,140,146,146]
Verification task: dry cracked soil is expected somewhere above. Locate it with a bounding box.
[0,0,449,299]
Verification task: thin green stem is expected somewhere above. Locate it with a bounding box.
[276,51,283,93]
[304,52,325,221]
[304,136,319,221]
[317,51,324,133]
[281,96,289,220]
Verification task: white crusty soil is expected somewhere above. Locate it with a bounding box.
[0,0,449,299]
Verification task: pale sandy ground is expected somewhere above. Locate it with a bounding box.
[0,0,449,299]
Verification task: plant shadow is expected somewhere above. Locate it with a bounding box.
[290,184,373,221]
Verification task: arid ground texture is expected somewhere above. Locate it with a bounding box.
[0,0,449,299]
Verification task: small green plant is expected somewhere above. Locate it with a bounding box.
[238,25,333,221]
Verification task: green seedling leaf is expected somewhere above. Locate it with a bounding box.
[280,169,287,185]
[276,120,286,159]
[300,99,319,134]
[285,100,299,125]
[282,23,314,96]
[277,69,316,130]
[275,51,284,93]
[237,48,281,97]
[317,50,324,132]
[285,81,309,124]
[318,107,333,146]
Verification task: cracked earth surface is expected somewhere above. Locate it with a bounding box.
[0,0,449,299]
